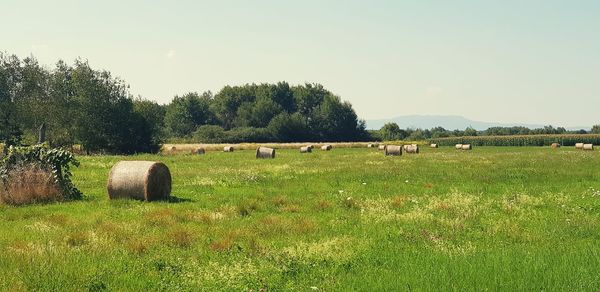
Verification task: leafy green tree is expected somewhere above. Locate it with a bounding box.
[591,125,600,134]
[464,127,478,136]
[164,92,212,137]
[267,112,309,142]
[193,125,226,143]
[380,122,404,141]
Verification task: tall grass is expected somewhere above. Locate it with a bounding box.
[430,134,600,146]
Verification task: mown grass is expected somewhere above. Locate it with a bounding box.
[1,146,600,290]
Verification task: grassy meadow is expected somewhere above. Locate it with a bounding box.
[1,146,600,290]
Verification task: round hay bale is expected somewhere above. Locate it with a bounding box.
[385,145,402,156]
[455,144,463,149]
[583,144,594,150]
[367,143,375,148]
[107,161,171,201]
[378,145,386,151]
[300,146,312,153]
[461,144,472,150]
[430,144,438,148]
[306,144,314,149]
[170,146,177,152]
[321,145,332,151]
[404,144,419,154]
[551,143,560,149]
[256,147,276,159]
[575,143,584,149]
[223,146,234,152]
[195,148,205,155]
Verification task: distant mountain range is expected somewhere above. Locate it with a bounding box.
[365,115,590,131]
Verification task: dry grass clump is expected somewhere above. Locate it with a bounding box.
[166,228,195,248]
[0,164,63,206]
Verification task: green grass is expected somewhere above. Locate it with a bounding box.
[1,147,600,291]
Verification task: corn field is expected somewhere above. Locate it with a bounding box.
[429,134,600,147]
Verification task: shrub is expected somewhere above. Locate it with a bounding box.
[0,145,82,205]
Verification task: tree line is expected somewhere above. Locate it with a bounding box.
[0,53,368,154]
[374,123,600,141]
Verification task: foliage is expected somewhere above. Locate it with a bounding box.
[380,123,405,140]
[0,145,82,201]
[430,134,600,146]
[592,125,600,134]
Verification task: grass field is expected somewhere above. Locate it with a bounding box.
[1,146,600,290]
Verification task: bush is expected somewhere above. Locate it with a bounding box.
[193,125,226,143]
[0,145,82,205]
[429,134,600,147]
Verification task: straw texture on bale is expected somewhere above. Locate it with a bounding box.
[107,161,171,201]
[575,143,584,149]
[551,143,560,149]
[321,145,332,151]
[256,147,276,159]
[430,144,438,148]
[583,144,594,150]
[385,145,402,156]
[461,144,472,150]
[223,146,234,152]
[378,145,386,151]
[300,146,312,153]
[404,144,419,154]
[455,144,463,149]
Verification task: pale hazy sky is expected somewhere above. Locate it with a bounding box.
[2,0,599,126]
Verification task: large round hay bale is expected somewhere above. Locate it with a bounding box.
[378,145,386,151]
[430,144,438,148]
[455,144,463,149]
[404,144,419,154]
[195,148,205,155]
[367,143,375,148]
[583,144,594,150]
[321,145,332,151]
[551,143,560,149]
[223,146,234,152]
[256,147,276,159]
[575,143,584,149]
[385,145,402,156]
[461,144,472,150]
[300,146,312,153]
[107,161,171,201]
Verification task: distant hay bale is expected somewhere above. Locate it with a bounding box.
[385,145,402,156]
[223,146,234,152]
[575,143,584,149]
[195,148,205,155]
[583,144,594,150]
[378,145,386,151]
[430,144,438,148]
[256,147,276,159]
[170,146,177,152]
[367,143,374,148]
[321,145,332,151]
[300,146,312,153]
[461,144,472,150]
[307,144,314,149]
[551,143,560,149]
[107,161,171,201]
[404,144,419,154]
[455,144,463,149]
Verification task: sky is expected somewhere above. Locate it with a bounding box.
[2,0,599,127]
